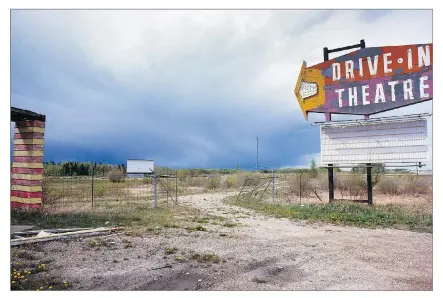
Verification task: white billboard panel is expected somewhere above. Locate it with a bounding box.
[320,118,428,165]
[126,159,154,174]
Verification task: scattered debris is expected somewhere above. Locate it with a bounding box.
[252,277,267,284]
[36,231,53,237]
[150,264,172,271]
[11,227,124,246]
[11,227,96,238]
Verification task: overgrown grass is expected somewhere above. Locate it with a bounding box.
[225,197,432,233]
[11,206,177,232]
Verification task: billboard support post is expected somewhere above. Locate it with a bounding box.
[328,164,334,203]
[367,163,373,205]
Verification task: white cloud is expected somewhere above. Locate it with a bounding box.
[11,10,433,167]
[281,152,321,169]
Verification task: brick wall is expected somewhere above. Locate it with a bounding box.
[11,120,45,208]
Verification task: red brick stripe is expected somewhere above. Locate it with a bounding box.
[14,132,44,139]
[14,144,44,151]
[11,168,44,175]
[15,120,45,128]
[11,179,42,186]
[13,156,44,163]
[11,190,42,198]
[11,201,42,209]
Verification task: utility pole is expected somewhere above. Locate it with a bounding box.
[256,137,259,172]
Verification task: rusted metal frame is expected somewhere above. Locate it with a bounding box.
[257,178,273,201]
[157,175,177,205]
[248,177,272,201]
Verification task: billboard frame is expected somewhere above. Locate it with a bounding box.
[319,117,428,165]
[126,159,155,175]
[304,40,432,205]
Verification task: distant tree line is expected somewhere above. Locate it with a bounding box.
[43,161,126,177]
[41,159,406,178]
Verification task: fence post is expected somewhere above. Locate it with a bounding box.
[175,171,178,204]
[272,169,275,202]
[367,163,373,205]
[299,172,302,204]
[91,163,94,208]
[153,172,157,208]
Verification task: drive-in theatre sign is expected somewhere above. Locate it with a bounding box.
[294,43,433,119]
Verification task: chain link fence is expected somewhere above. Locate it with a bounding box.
[234,171,433,205]
[42,165,178,210]
[42,166,432,209]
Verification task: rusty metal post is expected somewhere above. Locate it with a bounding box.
[153,173,157,208]
[328,164,334,203]
[367,163,373,205]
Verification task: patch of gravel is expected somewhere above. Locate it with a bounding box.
[12,192,432,290]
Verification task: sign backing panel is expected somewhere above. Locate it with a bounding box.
[320,117,428,165]
[126,159,155,174]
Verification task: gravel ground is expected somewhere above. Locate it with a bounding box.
[12,192,432,290]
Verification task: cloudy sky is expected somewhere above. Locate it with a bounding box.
[10,9,433,169]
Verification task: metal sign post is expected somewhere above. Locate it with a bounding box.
[153,173,157,208]
[366,163,373,205]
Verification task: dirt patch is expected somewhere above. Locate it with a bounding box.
[11,192,432,290]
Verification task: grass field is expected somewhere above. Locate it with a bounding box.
[14,171,433,234]
[10,172,433,291]
[226,196,432,233]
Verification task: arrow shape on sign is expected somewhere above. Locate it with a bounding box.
[294,61,325,120]
[294,43,433,120]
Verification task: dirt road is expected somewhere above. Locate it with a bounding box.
[15,192,432,290]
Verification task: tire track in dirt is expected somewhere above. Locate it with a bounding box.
[176,192,433,290]
[19,192,431,290]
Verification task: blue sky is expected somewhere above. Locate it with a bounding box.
[10,9,433,169]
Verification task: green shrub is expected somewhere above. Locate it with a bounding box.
[375,176,401,195]
[223,175,237,189]
[108,170,124,183]
[205,176,221,190]
[235,172,259,188]
[403,176,431,195]
[176,170,191,182]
